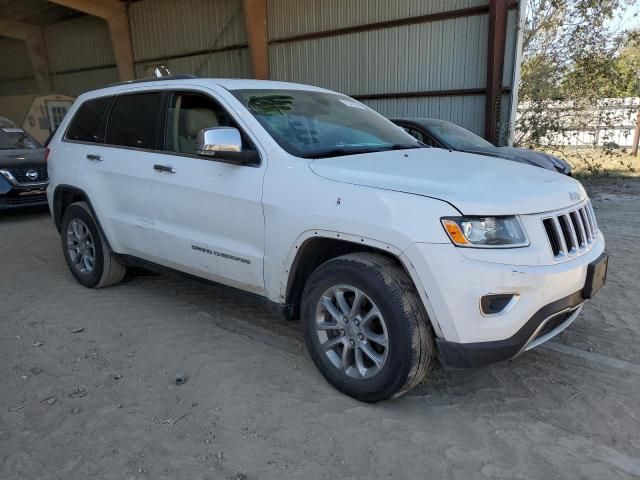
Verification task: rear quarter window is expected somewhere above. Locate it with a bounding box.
[65,97,113,143]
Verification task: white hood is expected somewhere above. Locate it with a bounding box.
[309,149,586,215]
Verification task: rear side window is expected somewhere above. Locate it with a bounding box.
[65,97,112,143]
[105,92,164,149]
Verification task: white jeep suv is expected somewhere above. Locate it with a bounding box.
[47,77,608,402]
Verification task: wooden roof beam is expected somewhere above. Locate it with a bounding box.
[48,0,135,81]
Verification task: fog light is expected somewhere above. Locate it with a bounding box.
[480,294,517,316]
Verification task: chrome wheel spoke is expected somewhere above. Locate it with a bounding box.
[317,321,339,331]
[350,289,365,317]
[361,307,381,327]
[334,288,351,316]
[355,347,367,377]
[341,341,352,370]
[360,342,384,368]
[321,297,343,323]
[67,219,96,275]
[362,328,388,348]
[322,336,344,352]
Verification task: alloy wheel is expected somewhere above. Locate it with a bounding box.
[314,284,389,379]
[67,218,96,274]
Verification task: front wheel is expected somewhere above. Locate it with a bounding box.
[301,253,434,402]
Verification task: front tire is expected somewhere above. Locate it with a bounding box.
[61,201,126,288]
[301,253,434,402]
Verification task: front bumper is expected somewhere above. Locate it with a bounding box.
[436,291,584,368]
[0,175,48,210]
[401,235,606,368]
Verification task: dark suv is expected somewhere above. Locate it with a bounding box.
[0,127,48,210]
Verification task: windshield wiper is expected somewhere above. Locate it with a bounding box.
[384,143,426,150]
[302,143,426,159]
[302,147,383,159]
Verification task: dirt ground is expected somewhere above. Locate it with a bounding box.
[2,179,640,480]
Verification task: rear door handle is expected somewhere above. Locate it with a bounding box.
[86,154,102,161]
[154,164,176,174]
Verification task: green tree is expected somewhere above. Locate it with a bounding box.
[515,0,639,149]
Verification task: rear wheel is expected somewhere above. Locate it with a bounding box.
[61,201,126,288]
[301,253,434,402]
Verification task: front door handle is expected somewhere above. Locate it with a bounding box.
[154,164,176,174]
[86,154,102,161]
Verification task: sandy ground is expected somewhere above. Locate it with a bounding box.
[1,180,640,480]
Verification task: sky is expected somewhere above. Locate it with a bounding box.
[611,4,640,32]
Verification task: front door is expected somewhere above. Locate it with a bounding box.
[150,89,266,295]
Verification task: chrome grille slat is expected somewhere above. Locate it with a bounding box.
[542,200,598,260]
[569,211,586,249]
[579,208,593,243]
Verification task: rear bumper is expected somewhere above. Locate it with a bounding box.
[436,291,584,368]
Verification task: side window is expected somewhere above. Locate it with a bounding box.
[402,126,426,143]
[105,92,164,149]
[65,97,112,143]
[166,92,251,156]
[403,126,441,148]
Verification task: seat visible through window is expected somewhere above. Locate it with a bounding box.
[167,92,248,156]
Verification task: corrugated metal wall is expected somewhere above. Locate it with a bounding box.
[0,0,521,142]
[0,38,36,95]
[267,0,489,38]
[130,0,250,78]
[267,0,519,141]
[269,15,488,94]
[0,0,250,97]
[47,16,118,95]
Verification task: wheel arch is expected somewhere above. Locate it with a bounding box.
[53,185,113,250]
[281,232,437,330]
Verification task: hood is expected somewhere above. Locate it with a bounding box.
[464,146,571,174]
[0,148,46,169]
[309,149,586,215]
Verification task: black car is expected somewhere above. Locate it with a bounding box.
[0,127,48,210]
[391,118,572,175]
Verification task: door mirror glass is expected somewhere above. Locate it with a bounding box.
[196,127,242,155]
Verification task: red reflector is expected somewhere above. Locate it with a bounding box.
[44,148,50,162]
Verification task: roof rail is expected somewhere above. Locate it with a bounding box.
[108,74,199,87]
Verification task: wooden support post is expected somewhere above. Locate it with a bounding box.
[485,0,508,144]
[0,19,52,92]
[632,109,640,157]
[243,0,270,79]
[48,0,135,81]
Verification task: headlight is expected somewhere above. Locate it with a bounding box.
[441,216,528,248]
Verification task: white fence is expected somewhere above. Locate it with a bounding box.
[517,97,639,148]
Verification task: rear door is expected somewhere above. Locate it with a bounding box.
[78,91,167,261]
[149,89,266,294]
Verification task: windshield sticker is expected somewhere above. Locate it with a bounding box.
[339,99,367,109]
[2,128,24,133]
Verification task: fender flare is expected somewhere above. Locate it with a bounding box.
[52,184,113,251]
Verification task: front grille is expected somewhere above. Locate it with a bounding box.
[7,165,48,184]
[542,201,598,260]
[2,194,47,205]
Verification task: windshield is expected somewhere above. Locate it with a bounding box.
[0,128,41,150]
[425,121,494,150]
[231,89,423,158]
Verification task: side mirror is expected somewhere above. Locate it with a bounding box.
[196,127,258,165]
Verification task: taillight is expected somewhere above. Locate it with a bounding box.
[44,147,50,162]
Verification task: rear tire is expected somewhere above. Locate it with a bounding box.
[301,252,434,402]
[61,201,126,288]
